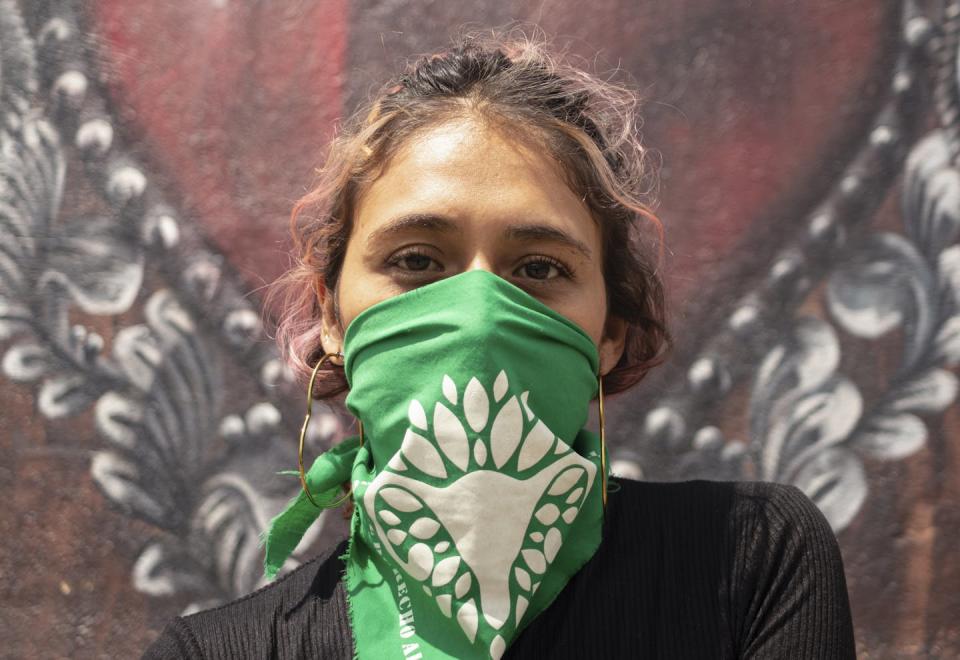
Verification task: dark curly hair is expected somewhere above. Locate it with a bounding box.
[267,25,671,399]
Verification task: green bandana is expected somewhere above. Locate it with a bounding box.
[261,270,606,659]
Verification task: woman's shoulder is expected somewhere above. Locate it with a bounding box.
[612,473,815,503]
[608,476,844,566]
[607,477,855,657]
[612,476,833,534]
[141,538,350,659]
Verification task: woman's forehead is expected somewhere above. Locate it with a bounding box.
[353,118,597,244]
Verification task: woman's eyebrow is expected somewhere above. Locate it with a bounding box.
[505,223,592,259]
[367,213,459,245]
[366,213,592,259]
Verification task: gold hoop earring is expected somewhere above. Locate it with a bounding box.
[299,351,363,508]
[598,373,608,510]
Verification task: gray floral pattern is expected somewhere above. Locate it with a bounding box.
[610,1,960,535]
[0,0,338,611]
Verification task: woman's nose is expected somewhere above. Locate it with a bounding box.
[464,254,498,275]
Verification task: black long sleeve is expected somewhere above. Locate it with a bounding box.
[727,483,856,658]
[143,479,856,659]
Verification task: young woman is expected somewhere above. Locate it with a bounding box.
[144,28,856,660]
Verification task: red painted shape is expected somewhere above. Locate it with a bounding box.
[94,0,349,289]
[525,0,894,312]
[91,0,893,319]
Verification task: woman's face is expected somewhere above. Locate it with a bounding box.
[320,116,627,375]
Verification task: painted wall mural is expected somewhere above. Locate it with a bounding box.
[1,0,958,656]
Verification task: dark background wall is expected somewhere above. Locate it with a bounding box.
[1,0,958,657]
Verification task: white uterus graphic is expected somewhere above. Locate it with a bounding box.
[362,371,596,651]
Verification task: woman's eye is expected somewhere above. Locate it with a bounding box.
[516,257,568,281]
[387,249,442,274]
[522,261,556,280]
[399,253,435,271]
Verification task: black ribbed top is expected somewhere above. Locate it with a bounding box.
[142,478,857,659]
